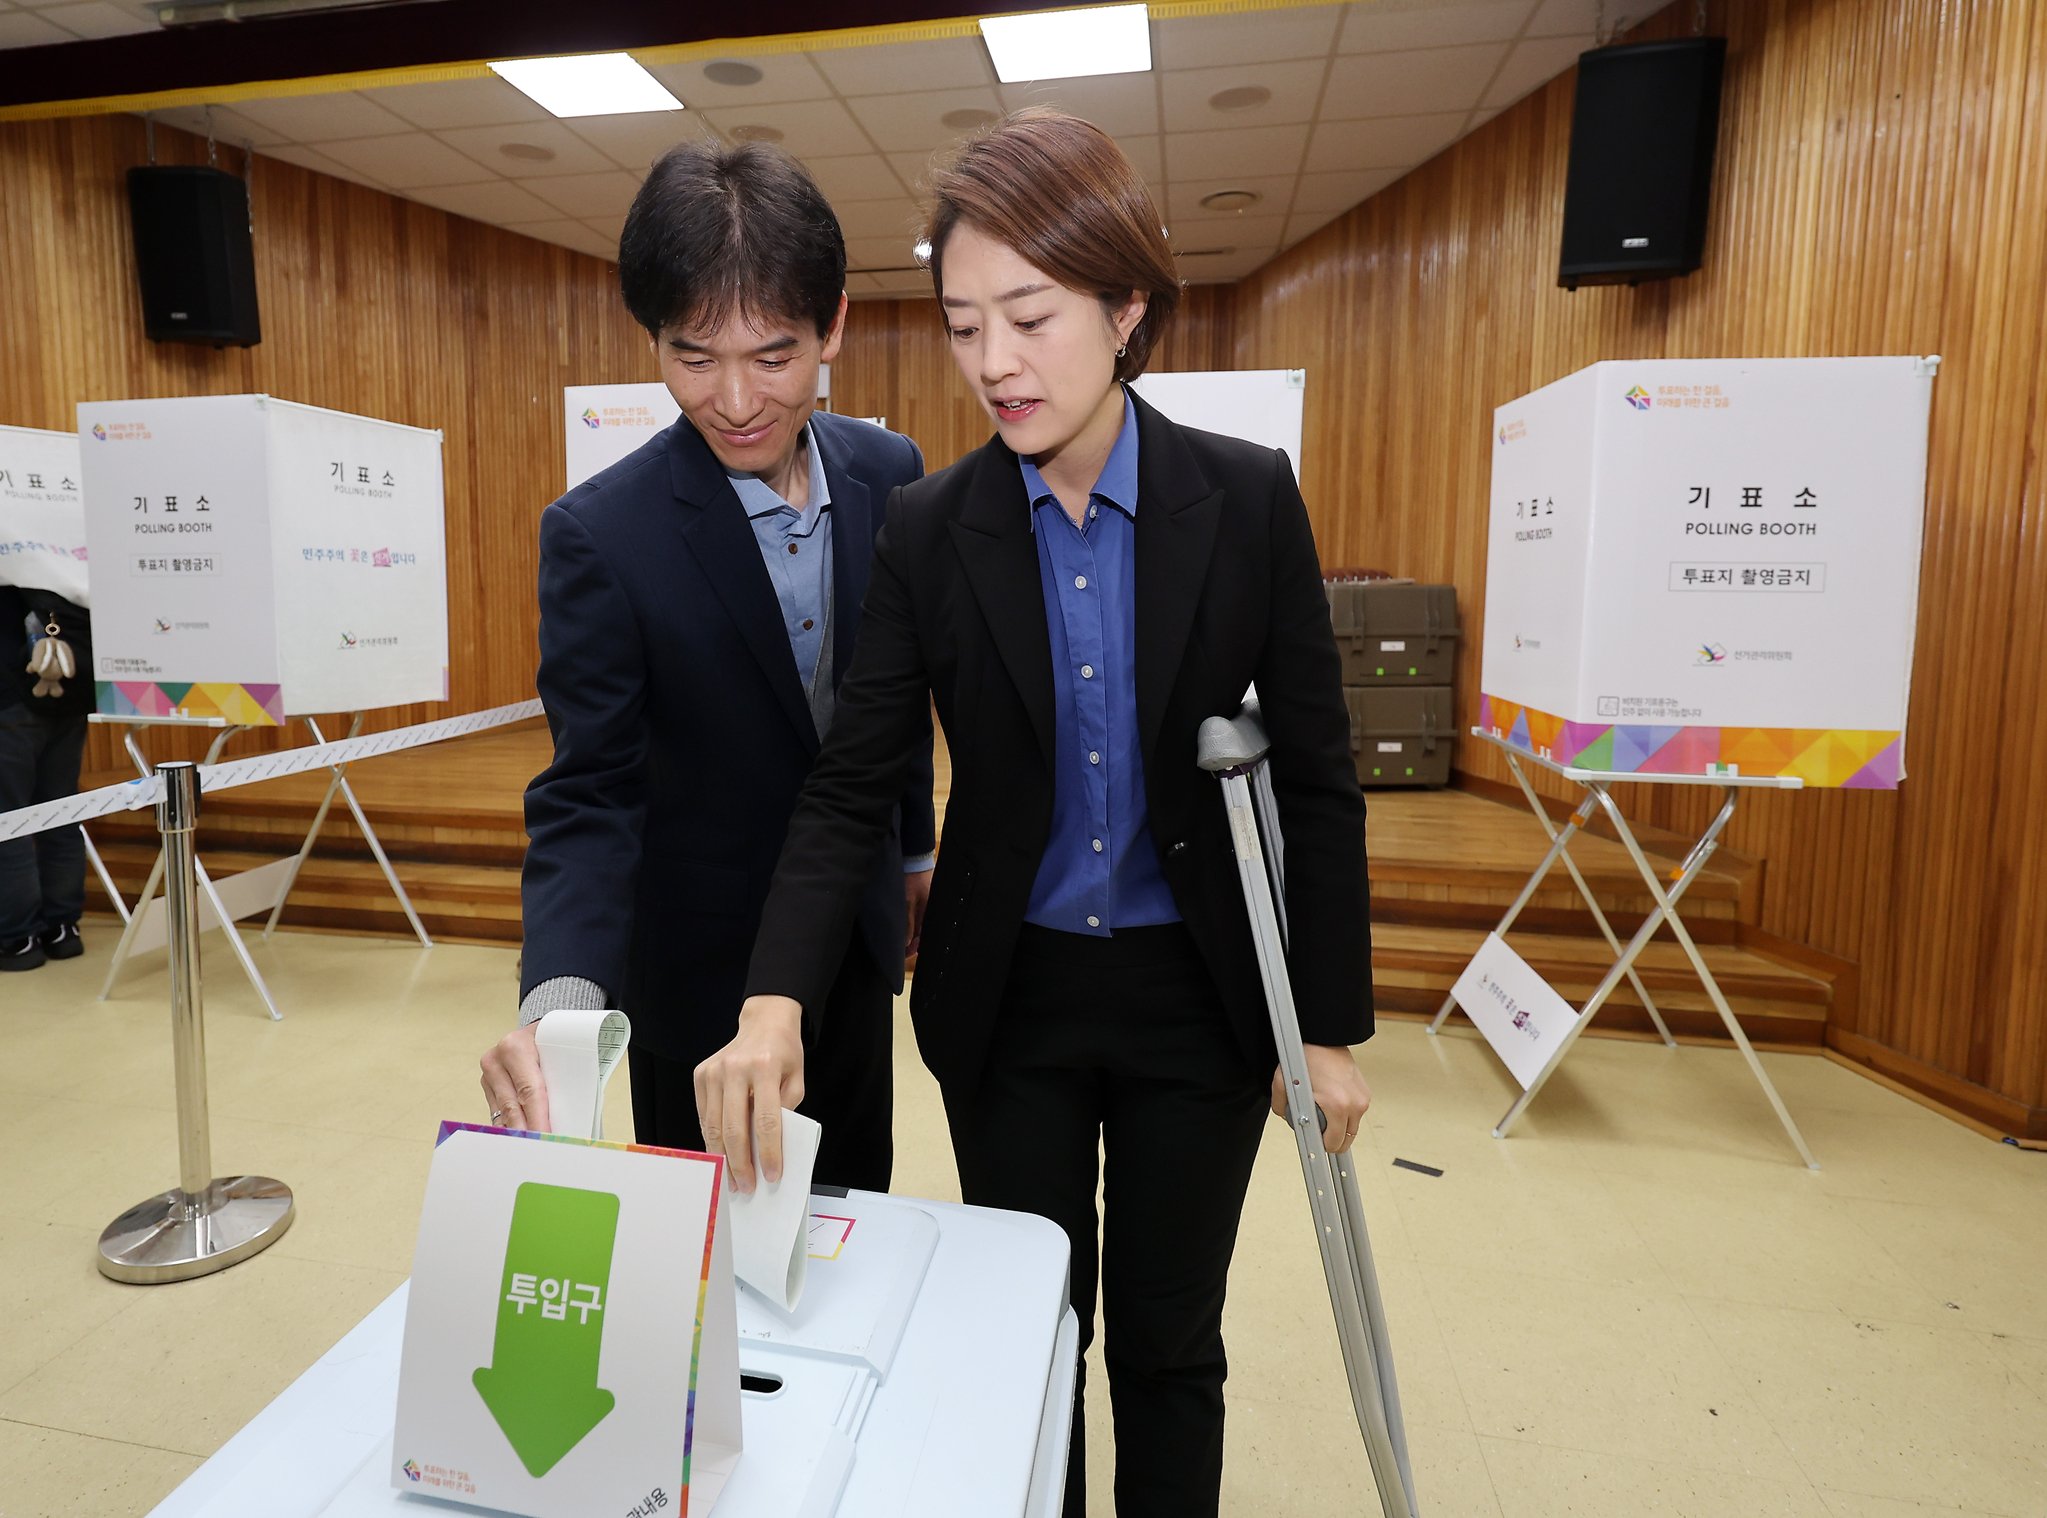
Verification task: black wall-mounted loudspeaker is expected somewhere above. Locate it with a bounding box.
[1558,36,1727,290]
[126,165,262,347]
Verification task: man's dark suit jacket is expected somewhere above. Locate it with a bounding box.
[746,388,1371,1094]
[520,410,934,1067]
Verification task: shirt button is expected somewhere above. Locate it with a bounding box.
[787,543,799,555]
[1086,915,1101,928]
[802,618,814,631]
[1074,574,1087,590]
[1080,664,1094,679]
[1089,750,1100,764]
[1089,504,1098,519]
[1091,838,1103,853]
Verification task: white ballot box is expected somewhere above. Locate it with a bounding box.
[77,395,448,726]
[144,1189,1078,1518]
[1479,356,1936,787]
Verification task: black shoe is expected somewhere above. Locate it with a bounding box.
[0,937,46,971]
[41,923,83,960]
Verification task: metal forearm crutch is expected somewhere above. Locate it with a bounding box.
[1199,705,1421,1518]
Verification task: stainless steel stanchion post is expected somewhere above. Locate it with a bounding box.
[97,762,295,1284]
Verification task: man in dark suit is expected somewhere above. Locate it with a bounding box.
[479,141,932,1192]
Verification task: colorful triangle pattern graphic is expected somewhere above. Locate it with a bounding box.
[1477,692,1902,789]
[95,680,283,728]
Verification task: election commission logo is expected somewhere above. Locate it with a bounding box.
[1623,384,1652,411]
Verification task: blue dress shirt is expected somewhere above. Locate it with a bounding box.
[1020,390,1180,936]
[728,425,934,877]
[729,425,833,699]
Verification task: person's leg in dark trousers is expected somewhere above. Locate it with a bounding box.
[1097,940,1267,1517]
[30,712,88,933]
[945,923,1266,1518]
[0,705,44,947]
[628,945,895,1192]
[945,937,1107,1517]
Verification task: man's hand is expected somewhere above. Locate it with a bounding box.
[905,868,932,958]
[1270,1043,1372,1153]
[695,995,806,1194]
[480,1023,551,1134]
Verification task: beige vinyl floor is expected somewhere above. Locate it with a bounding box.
[0,923,2043,1517]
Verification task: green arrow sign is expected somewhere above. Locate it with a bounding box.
[473,1181,621,1477]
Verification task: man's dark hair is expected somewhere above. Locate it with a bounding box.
[618,139,846,339]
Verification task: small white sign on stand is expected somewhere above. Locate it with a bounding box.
[0,423,90,605]
[1480,356,1935,787]
[77,394,448,727]
[1450,932,1585,1090]
[394,1122,741,1517]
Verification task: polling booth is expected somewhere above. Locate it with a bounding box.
[1442,356,1938,1166]
[0,422,91,606]
[77,395,451,1015]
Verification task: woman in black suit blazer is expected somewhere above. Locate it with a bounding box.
[699,110,1373,1518]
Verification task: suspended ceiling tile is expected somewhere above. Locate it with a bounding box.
[811,36,994,96]
[1324,43,1509,119]
[1168,213,1287,253]
[1284,204,1351,245]
[1483,33,1594,109]
[256,142,388,191]
[151,102,293,148]
[1527,0,1605,36]
[1338,0,1535,53]
[404,178,560,224]
[691,98,867,159]
[523,168,641,220]
[835,197,925,243]
[644,50,834,109]
[1162,121,1309,182]
[363,77,551,132]
[0,12,72,46]
[844,87,1004,154]
[231,90,415,143]
[1164,174,1298,224]
[563,111,714,175]
[845,234,922,272]
[998,73,1161,137]
[35,1,152,40]
[1152,4,1343,69]
[1160,59,1330,134]
[432,121,621,179]
[801,152,911,206]
[1304,111,1463,173]
[1291,165,1402,213]
[316,131,494,190]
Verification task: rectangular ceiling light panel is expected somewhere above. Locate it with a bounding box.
[489,54,684,119]
[980,5,1152,84]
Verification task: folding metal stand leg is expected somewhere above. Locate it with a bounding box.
[81,827,129,924]
[1200,709,1420,1518]
[1588,787,1818,1170]
[261,713,432,948]
[1428,750,1675,1047]
[98,723,284,1020]
[1487,781,1818,1169]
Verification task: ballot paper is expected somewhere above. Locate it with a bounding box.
[727,1109,822,1314]
[534,1009,630,1141]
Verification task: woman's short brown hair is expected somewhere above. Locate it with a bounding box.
[923,108,1180,384]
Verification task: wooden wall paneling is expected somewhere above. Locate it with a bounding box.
[1225,0,2046,1120]
[0,112,652,776]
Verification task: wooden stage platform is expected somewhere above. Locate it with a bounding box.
[81,721,1846,1050]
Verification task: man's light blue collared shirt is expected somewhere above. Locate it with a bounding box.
[728,424,833,701]
[1020,391,1180,936]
